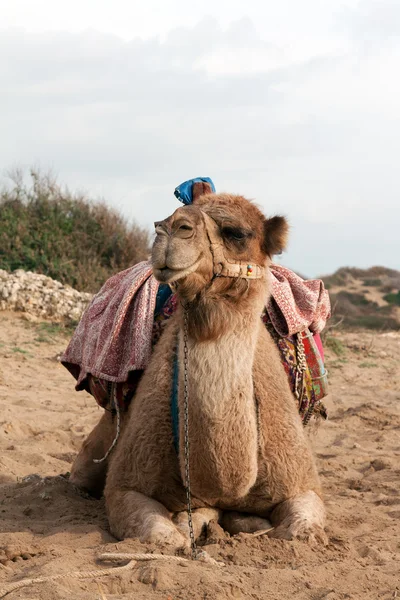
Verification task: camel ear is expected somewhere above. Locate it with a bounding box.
[263,216,289,256]
[192,181,214,203]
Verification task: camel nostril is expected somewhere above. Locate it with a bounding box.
[155,223,169,236]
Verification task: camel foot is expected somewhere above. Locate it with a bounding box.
[141,519,188,549]
[269,491,327,545]
[173,508,221,541]
[221,511,272,535]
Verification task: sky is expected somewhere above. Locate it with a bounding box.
[1,0,399,277]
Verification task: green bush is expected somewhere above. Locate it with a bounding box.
[335,291,373,307]
[322,271,347,287]
[322,266,400,331]
[344,315,400,331]
[383,291,400,306]
[363,278,382,287]
[0,170,150,292]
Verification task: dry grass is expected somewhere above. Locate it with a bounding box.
[0,169,150,293]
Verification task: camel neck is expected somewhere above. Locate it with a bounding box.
[177,283,266,502]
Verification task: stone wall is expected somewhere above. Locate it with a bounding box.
[0,269,92,322]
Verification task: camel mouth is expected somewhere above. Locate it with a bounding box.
[153,256,203,284]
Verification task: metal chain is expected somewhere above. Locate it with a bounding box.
[295,330,318,427]
[183,305,198,558]
[294,331,307,404]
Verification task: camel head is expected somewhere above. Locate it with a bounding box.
[152,185,289,302]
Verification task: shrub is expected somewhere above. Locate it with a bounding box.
[328,292,399,331]
[322,266,400,331]
[322,271,347,288]
[0,170,150,292]
[362,278,382,287]
[344,315,399,331]
[383,291,400,306]
[325,337,346,356]
[335,292,373,307]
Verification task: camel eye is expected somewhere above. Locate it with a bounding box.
[222,226,247,241]
[179,224,193,231]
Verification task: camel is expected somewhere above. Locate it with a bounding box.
[69,182,326,548]
[83,183,325,549]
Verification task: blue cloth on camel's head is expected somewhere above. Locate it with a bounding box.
[174,177,216,205]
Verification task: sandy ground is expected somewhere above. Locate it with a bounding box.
[0,311,399,600]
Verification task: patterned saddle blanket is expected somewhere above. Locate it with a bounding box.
[61,262,331,425]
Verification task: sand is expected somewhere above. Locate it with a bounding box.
[0,311,399,599]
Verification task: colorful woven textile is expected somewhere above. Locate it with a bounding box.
[269,265,331,337]
[263,321,328,423]
[62,262,158,389]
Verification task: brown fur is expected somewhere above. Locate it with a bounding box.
[192,181,214,201]
[72,193,326,547]
[263,215,289,257]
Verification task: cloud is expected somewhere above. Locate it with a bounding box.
[341,0,400,42]
[0,13,399,276]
